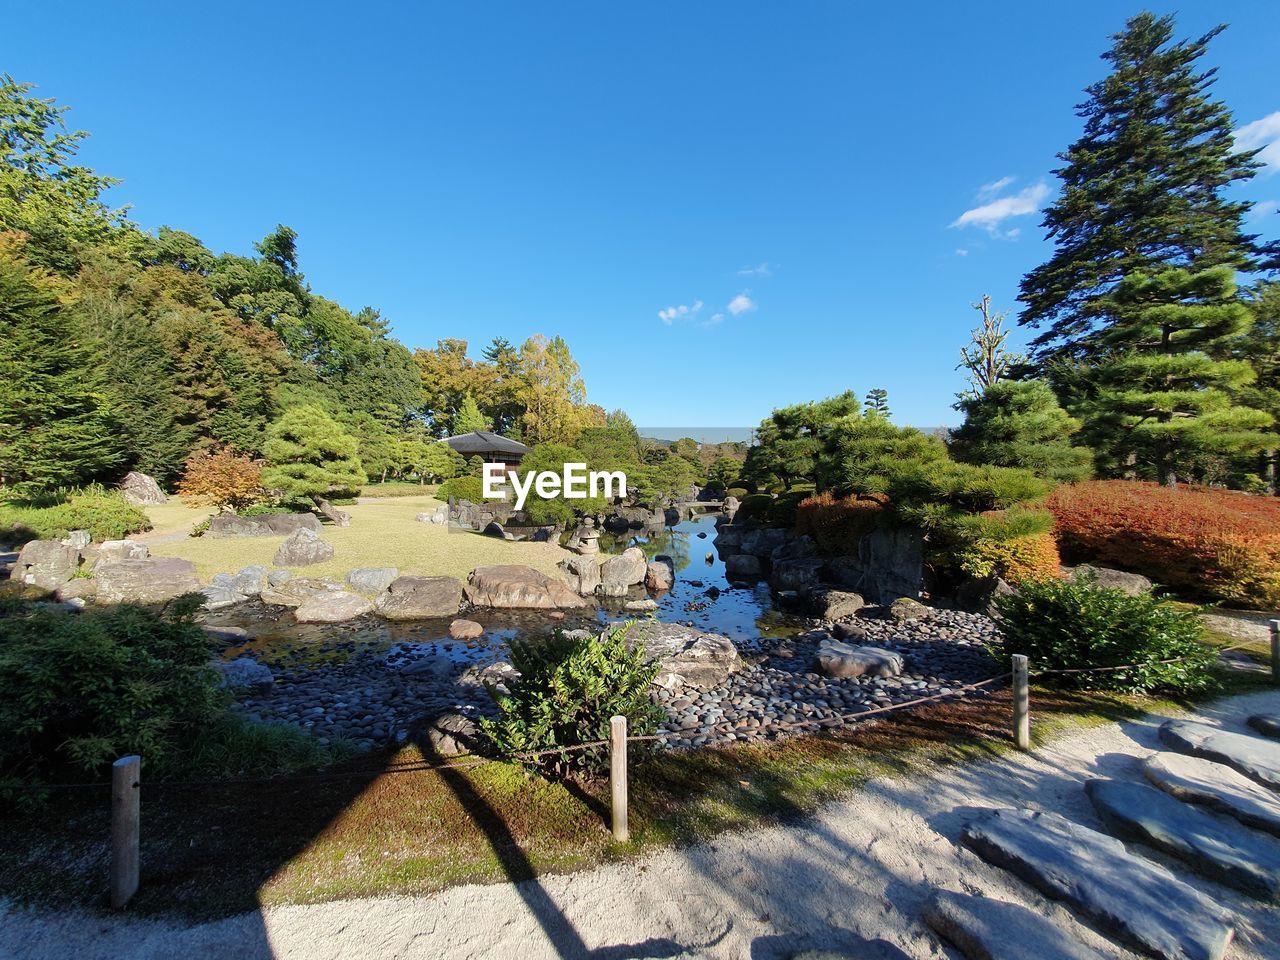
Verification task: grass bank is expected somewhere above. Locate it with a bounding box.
[4,665,1268,921]
[144,495,569,583]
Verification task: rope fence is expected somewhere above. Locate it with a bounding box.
[19,622,1279,908]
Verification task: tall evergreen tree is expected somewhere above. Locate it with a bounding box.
[950,381,1093,483]
[1019,12,1269,362]
[0,241,123,493]
[1074,267,1271,484]
[864,388,891,418]
[454,393,492,433]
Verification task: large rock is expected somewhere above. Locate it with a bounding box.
[420,712,481,756]
[94,539,149,567]
[259,577,346,607]
[295,590,375,623]
[346,566,399,595]
[55,578,98,603]
[15,540,80,589]
[273,527,334,567]
[201,573,248,610]
[600,547,648,594]
[713,525,744,552]
[725,553,763,581]
[206,512,322,538]
[739,528,788,558]
[955,576,1014,617]
[1160,719,1280,790]
[888,597,928,621]
[1070,564,1153,596]
[645,557,675,592]
[375,575,465,619]
[559,554,602,596]
[809,589,866,621]
[1143,752,1280,837]
[770,557,825,593]
[449,618,484,640]
[1087,777,1280,900]
[61,529,91,551]
[923,890,1108,960]
[822,527,924,604]
[962,808,1234,960]
[466,565,588,610]
[214,657,274,690]
[119,471,166,505]
[231,564,267,597]
[814,639,903,679]
[619,621,742,690]
[95,557,200,603]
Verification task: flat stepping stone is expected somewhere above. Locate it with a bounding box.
[1144,752,1280,837]
[1087,778,1280,901]
[962,808,1234,960]
[1160,719,1280,790]
[1247,714,1280,739]
[922,890,1108,960]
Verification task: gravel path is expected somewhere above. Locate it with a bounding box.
[5,689,1279,960]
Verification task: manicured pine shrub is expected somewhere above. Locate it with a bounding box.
[992,576,1216,694]
[437,475,486,503]
[1048,480,1280,607]
[953,507,1060,583]
[480,625,664,776]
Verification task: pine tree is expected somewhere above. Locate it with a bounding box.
[1019,12,1269,362]
[864,388,891,418]
[0,242,123,494]
[950,381,1093,483]
[261,405,366,522]
[1075,267,1271,484]
[957,295,1026,401]
[454,393,492,433]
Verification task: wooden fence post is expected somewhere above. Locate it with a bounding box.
[1012,655,1030,751]
[111,755,140,909]
[1271,620,1280,686]
[610,715,629,842]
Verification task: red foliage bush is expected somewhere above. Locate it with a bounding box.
[1047,480,1280,607]
[795,492,887,554]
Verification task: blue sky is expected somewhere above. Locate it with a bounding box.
[7,2,1279,430]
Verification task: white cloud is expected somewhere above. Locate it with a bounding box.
[727,292,756,316]
[737,262,774,277]
[657,299,703,325]
[1236,112,1280,174]
[1249,199,1280,222]
[951,180,1050,234]
[977,176,1015,200]
[955,248,969,257]
[700,312,726,328]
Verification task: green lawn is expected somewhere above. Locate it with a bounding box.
[145,495,570,583]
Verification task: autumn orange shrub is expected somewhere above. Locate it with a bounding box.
[957,529,1061,583]
[1048,480,1280,607]
[795,491,887,554]
[177,447,265,512]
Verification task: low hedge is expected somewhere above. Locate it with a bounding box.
[1048,480,1280,608]
[0,492,151,544]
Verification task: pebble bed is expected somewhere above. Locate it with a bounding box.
[227,605,1002,752]
[654,607,1001,748]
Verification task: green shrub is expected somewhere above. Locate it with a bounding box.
[0,595,225,786]
[0,491,150,544]
[240,503,296,517]
[437,475,486,503]
[734,494,775,525]
[768,490,811,526]
[991,577,1216,694]
[480,624,664,776]
[726,487,749,499]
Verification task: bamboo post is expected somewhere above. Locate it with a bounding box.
[610,715,629,842]
[1012,655,1030,751]
[111,755,140,909]
[1270,620,1280,686]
